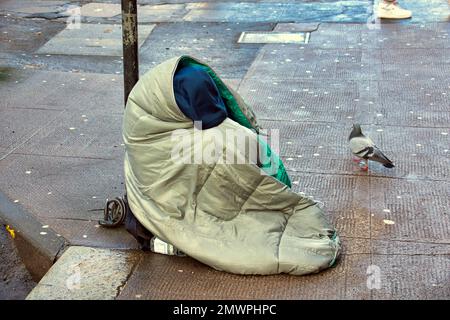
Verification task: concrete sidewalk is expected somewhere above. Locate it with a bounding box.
[1,0,449,300]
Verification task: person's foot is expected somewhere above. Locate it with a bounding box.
[377,1,412,19]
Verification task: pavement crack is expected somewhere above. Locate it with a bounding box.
[0,111,64,162]
[115,253,142,299]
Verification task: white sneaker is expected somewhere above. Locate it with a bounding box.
[377,1,412,19]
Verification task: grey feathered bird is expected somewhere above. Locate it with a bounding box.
[348,124,395,170]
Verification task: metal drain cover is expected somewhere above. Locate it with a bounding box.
[238,32,309,44]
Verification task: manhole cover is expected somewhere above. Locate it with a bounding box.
[238,32,309,44]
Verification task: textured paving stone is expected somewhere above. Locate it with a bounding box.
[242,44,382,81]
[369,178,450,242]
[118,252,353,300]
[309,23,366,49]
[289,172,371,239]
[365,126,450,181]
[380,48,450,65]
[369,254,450,300]
[240,79,374,123]
[373,239,450,255]
[14,110,124,159]
[0,108,61,152]
[118,247,449,300]
[362,23,450,49]
[40,218,139,249]
[0,153,124,221]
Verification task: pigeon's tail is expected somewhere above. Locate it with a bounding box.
[383,162,395,168]
[371,147,395,168]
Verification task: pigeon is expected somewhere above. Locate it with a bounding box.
[348,124,395,170]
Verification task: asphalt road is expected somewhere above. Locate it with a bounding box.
[0,225,35,300]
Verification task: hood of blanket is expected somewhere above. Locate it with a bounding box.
[126,55,189,124]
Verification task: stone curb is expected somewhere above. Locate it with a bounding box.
[0,191,68,281]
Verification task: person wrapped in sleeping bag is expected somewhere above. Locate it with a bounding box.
[123,55,341,275]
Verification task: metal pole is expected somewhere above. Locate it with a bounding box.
[121,0,139,107]
[99,0,138,229]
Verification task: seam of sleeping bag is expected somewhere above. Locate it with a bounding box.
[193,161,218,201]
[275,199,321,273]
[125,96,152,136]
[275,215,288,274]
[236,172,266,217]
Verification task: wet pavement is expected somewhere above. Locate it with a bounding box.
[1,0,450,299]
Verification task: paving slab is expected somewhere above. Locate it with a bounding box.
[373,239,450,255]
[27,246,141,300]
[311,23,450,50]
[1,69,124,112]
[364,127,450,180]
[118,252,352,300]
[79,3,121,18]
[0,153,124,222]
[241,44,381,80]
[0,108,62,154]
[380,48,450,65]
[77,2,188,21]
[39,218,138,250]
[119,251,423,299]
[258,122,447,180]
[369,254,450,299]
[369,178,450,242]
[138,4,188,22]
[362,23,450,49]
[238,31,307,44]
[14,111,124,159]
[377,79,450,111]
[183,1,371,23]
[37,23,155,56]
[240,79,374,123]
[308,23,366,49]
[0,14,66,53]
[0,0,68,15]
[289,172,371,239]
[274,22,321,32]
[139,22,274,78]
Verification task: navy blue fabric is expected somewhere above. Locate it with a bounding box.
[173,65,228,130]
